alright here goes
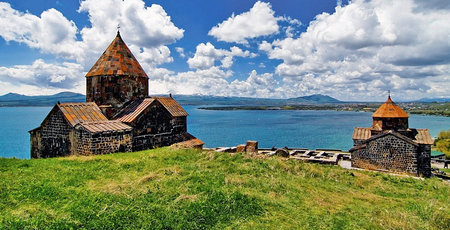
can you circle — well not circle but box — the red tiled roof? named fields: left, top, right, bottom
left=372, top=96, right=409, bottom=118
left=352, top=127, right=371, bottom=140
left=172, top=138, right=205, bottom=148
left=77, top=121, right=132, bottom=133
left=114, top=97, right=188, bottom=123
left=114, top=98, right=155, bottom=123
left=155, top=97, right=189, bottom=117
left=352, top=127, right=433, bottom=145
left=171, top=133, right=204, bottom=148
left=58, top=102, right=108, bottom=126
left=414, top=129, right=433, bottom=145
left=85, top=32, right=148, bottom=79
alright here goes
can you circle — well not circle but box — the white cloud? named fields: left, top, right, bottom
left=0, top=3, right=83, bottom=60
left=149, top=68, right=282, bottom=98
left=0, top=0, right=183, bottom=95
left=259, top=0, right=450, bottom=100
left=149, top=67, right=232, bottom=95
left=187, top=42, right=255, bottom=70
left=208, top=1, right=280, bottom=44
left=229, top=70, right=281, bottom=98
left=78, top=0, right=183, bottom=49
left=0, top=59, right=85, bottom=95
left=175, top=47, right=186, bottom=58
left=130, top=45, right=173, bottom=68
left=1, top=0, right=450, bottom=101
left=78, top=0, right=184, bottom=69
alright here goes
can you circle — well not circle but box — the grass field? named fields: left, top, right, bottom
left=1, top=148, right=450, bottom=229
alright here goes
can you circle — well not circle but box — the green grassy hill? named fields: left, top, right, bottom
left=1, top=148, right=450, bottom=229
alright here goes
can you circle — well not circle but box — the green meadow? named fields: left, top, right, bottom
left=1, top=148, right=450, bottom=229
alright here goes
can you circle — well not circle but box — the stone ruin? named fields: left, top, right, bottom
left=214, top=141, right=350, bottom=165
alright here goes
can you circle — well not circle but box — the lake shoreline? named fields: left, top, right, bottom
left=1, top=106, right=449, bottom=159
left=197, top=105, right=450, bottom=117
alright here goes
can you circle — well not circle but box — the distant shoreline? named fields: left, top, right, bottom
left=1, top=102, right=450, bottom=117
left=198, top=105, right=450, bottom=117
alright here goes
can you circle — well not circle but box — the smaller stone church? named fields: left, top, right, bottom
left=30, top=31, right=203, bottom=158
left=350, top=95, right=433, bottom=177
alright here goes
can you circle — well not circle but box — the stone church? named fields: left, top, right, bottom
left=29, top=32, right=203, bottom=158
left=350, top=94, right=433, bottom=177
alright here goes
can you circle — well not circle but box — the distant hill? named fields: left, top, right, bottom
left=167, top=95, right=285, bottom=106
left=415, top=97, right=450, bottom=103
left=0, top=92, right=341, bottom=107
left=0, top=92, right=85, bottom=106
left=169, top=94, right=342, bottom=106
left=286, top=94, right=341, bottom=104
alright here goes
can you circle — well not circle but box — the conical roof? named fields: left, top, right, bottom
left=86, top=32, right=148, bottom=78
left=372, top=95, right=409, bottom=118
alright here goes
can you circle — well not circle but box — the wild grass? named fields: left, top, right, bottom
left=1, top=148, right=450, bottom=229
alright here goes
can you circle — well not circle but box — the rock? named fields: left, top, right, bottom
left=236, top=144, right=246, bottom=153
left=275, top=148, right=289, bottom=157
left=246, top=141, right=258, bottom=153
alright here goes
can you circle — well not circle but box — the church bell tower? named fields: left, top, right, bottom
left=371, top=93, right=409, bottom=134
left=85, top=31, right=149, bottom=117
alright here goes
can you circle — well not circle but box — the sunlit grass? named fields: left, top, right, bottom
left=1, top=148, right=450, bottom=229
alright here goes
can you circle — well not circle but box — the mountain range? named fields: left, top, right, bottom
left=0, top=92, right=85, bottom=106
left=2, top=91, right=449, bottom=107
left=0, top=92, right=341, bottom=107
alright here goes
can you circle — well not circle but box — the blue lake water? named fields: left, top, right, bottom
left=1, top=106, right=449, bottom=159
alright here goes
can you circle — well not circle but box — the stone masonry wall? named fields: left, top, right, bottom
left=132, top=132, right=190, bottom=151
left=86, top=75, right=148, bottom=113
left=129, top=102, right=188, bottom=151
left=131, top=102, right=186, bottom=135
left=74, top=128, right=132, bottom=155
left=29, top=128, right=41, bottom=159
left=38, top=109, right=72, bottom=158
left=417, top=144, right=431, bottom=177
left=133, top=132, right=172, bottom=151
left=352, top=135, right=419, bottom=176
left=133, top=104, right=174, bottom=135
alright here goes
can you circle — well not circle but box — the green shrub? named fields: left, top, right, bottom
left=435, top=130, right=450, bottom=158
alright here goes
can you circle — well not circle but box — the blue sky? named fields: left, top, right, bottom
left=1, top=0, right=450, bottom=101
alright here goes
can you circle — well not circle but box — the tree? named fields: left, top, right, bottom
left=435, top=130, right=450, bottom=159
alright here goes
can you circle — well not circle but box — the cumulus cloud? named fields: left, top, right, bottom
left=0, top=59, right=84, bottom=92
left=1, top=0, right=450, bottom=101
left=0, top=2, right=83, bottom=60
left=208, top=1, right=280, bottom=44
left=78, top=0, right=183, bottom=49
left=259, top=0, right=450, bottom=100
left=0, top=0, right=183, bottom=95
left=78, top=0, right=184, bottom=68
left=413, top=0, right=450, bottom=11
left=149, top=69, right=282, bottom=98
left=187, top=42, right=256, bottom=70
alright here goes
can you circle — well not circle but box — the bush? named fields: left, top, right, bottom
left=435, top=130, right=450, bottom=158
